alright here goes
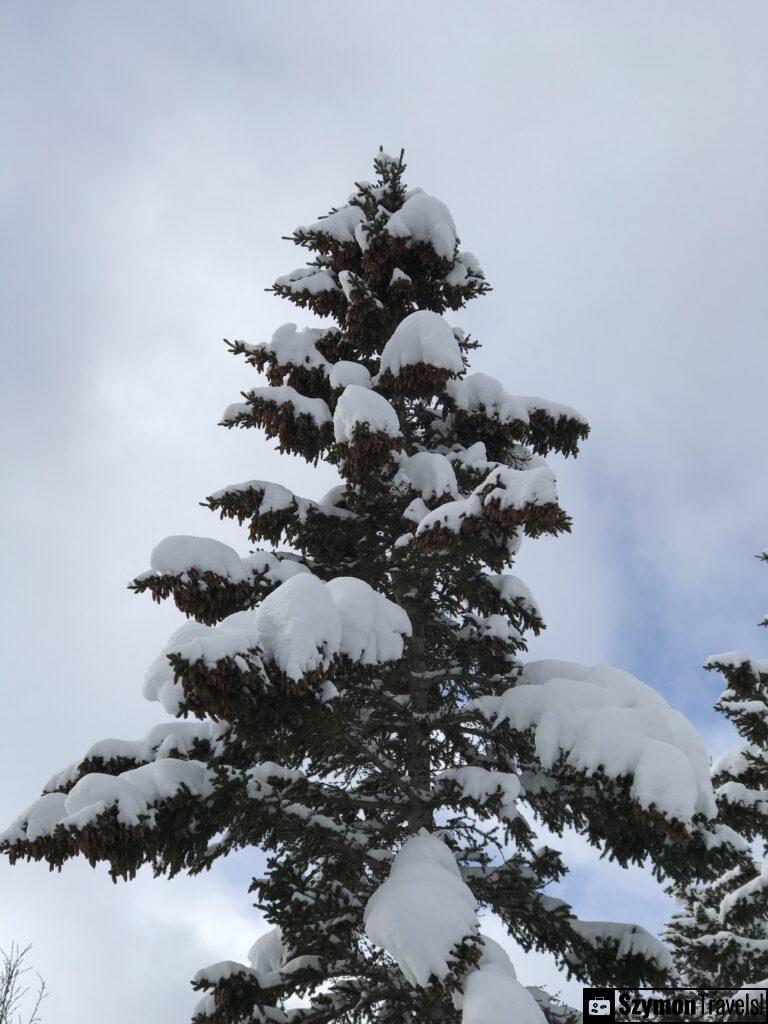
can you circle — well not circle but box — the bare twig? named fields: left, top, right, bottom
left=0, top=944, right=48, bottom=1024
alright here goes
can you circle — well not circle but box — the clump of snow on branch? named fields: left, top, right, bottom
left=43, top=719, right=226, bottom=793
left=225, top=385, right=332, bottom=428
left=385, top=190, right=458, bottom=260
left=377, top=310, right=463, bottom=377
left=249, top=323, right=330, bottom=370
left=720, top=859, right=768, bottom=920
left=194, top=950, right=322, bottom=997
left=326, top=577, right=412, bottom=665
left=459, top=938, right=546, bottom=1024
left=300, top=204, right=365, bottom=243
left=256, top=574, right=342, bottom=681
left=480, top=465, right=558, bottom=510
left=447, top=372, right=531, bottom=424
left=274, top=267, right=338, bottom=295
left=486, top=573, right=542, bottom=619
left=473, top=660, right=716, bottom=825
left=248, top=926, right=288, bottom=974
left=414, top=463, right=558, bottom=538
left=147, top=535, right=309, bottom=586
left=437, top=766, right=521, bottom=820
left=445, top=251, right=485, bottom=287
left=153, top=573, right=411, bottom=687
left=571, top=919, right=673, bottom=971
left=1, top=759, right=214, bottom=842
left=206, top=479, right=354, bottom=529
left=446, top=372, right=587, bottom=427
left=706, top=651, right=768, bottom=676
left=144, top=618, right=224, bottom=714
left=329, top=360, right=371, bottom=389
left=393, top=451, right=459, bottom=501
left=364, top=833, right=547, bottom=1024
left=364, top=830, right=477, bottom=987
left=333, top=384, right=401, bottom=442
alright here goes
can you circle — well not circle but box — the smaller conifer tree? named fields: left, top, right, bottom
left=666, top=549, right=768, bottom=988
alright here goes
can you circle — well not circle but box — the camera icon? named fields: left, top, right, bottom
left=589, top=1000, right=612, bottom=1016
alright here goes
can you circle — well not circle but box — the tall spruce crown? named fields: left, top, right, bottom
left=2, top=149, right=743, bottom=1023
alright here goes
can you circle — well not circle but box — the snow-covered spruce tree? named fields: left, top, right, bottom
left=666, top=550, right=768, bottom=989
left=2, top=151, right=740, bottom=1024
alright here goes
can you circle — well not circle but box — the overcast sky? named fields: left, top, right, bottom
left=1, top=2, right=767, bottom=1020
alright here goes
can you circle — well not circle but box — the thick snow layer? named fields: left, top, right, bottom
left=64, top=760, right=213, bottom=827
left=393, top=451, right=459, bottom=501
left=571, top=920, right=673, bottom=970
left=707, top=651, right=768, bottom=676
left=145, top=536, right=309, bottom=588
left=258, top=574, right=410, bottom=679
left=720, top=860, right=768, bottom=919
left=241, top=551, right=309, bottom=585
left=385, top=191, right=457, bottom=260
left=478, top=465, right=558, bottom=510
left=446, top=373, right=587, bottom=427
left=194, top=953, right=321, bottom=996
left=317, top=484, right=347, bottom=509
left=523, top=395, right=589, bottom=425
left=248, top=927, right=288, bottom=973
left=243, top=385, right=332, bottom=427
left=403, top=498, right=429, bottom=524
left=274, top=267, right=338, bottom=295
left=713, top=744, right=757, bottom=779
left=459, top=613, right=521, bottom=646
left=151, top=535, right=243, bottom=579
left=329, top=360, right=371, bottom=389
left=461, top=963, right=546, bottom=1024
left=378, top=310, right=463, bottom=377
left=168, top=609, right=262, bottom=670
left=445, top=251, right=484, bottom=288
left=413, top=463, right=556, bottom=538
left=717, top=780, right=768, bottom=815
left=446, top=373, right=530, bottom=424
left=486, top=574, right=541, bottom=618
left=475, top=936, right=517, bottom=979
left=438, top=766, right=521, bottom=817
left=414, top=496, right=483, bottom=538
left=333, top=385, right=401, bottom=442
left=326, top=577, right=412, bottom=665
left=43, top=720, right=224, bottom=793
left=210, top=479, right=297, bottom=513
left=390, top=267, right=412, bottom=286
left=300, top=204, right=365, bottom=243
left=472, top=660, right=716, bottom=824
left=154, top=574, right=411, bottom=686
left=2, top=759, right=214, bottom=841
left=1, top=793, right=67, bottom=844
left=245, top=762, right=304, bottom=801
left=337, top=270, right=357, bottom=301
left=208, top=480, right=356, bottom=532
left=364, top=830, right=477, bottom=987
left=144, top=619, right=215, bottom=714
left=447, top=441, right=493, bottom=471
left=251, top=323, right=329, bottom=370
left=256, top=574, right=342, bottom=682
